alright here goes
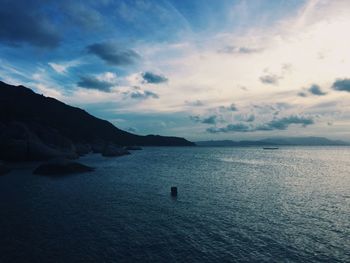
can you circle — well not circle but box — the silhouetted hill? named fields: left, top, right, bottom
left=196, top=137, right=349, bottom=147
left=0, top=81, right=194, bottom=161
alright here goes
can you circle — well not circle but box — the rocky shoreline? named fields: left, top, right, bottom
left=0, top=121, right=136, bottom=161
left=0, top=121, right=141, bottom=175
left=0, top=80, right=194, bottom=175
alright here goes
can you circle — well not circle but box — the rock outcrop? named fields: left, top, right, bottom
left=102, top=144, right=130, bottom=157
left=0, top=122, right=77, bottom=161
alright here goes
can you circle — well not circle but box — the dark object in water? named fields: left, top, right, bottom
left=171, top=186, right=178, bottom=197
left=263, top=147, right=279, bottom=150
left=33, top=158, right=94, bottom=175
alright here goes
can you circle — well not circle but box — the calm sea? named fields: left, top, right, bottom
left=0, top=147, right=349, bottom=262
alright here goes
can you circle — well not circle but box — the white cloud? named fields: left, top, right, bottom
left=4, top=0, right=349, bottom=139
left=127, top=0, right=350, bottom=120
left=97, top=71, right=118, bottom=83
left=48, top=60, right=81, bottom=74
left=35, top=83, right=63, bottom=99
left=78, top=0, right=344, bottom=139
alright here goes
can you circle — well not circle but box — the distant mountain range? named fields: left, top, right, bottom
left=196, top=137, right=350, bottom=147
left=0, top=81, right=194, bottom=161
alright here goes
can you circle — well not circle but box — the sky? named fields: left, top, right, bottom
left=1, top=0, right=350, bottom=141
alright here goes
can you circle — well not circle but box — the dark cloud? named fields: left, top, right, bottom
left=201, top=115, right=217, bottom=124
left=77, top=76, right=115, bottom=92
left=129, top=90, right=159, bottom=99
left=219, top=103, right=238, bottom=112
left=87, top=42, right=140, bottom=66
left=142, top=72, right=168, bottom=84
left=185, top=100, right=204, bottom=106
left=308, top=84, right=326, bottom=96
left=207, top=123, right=250, bottom=133
left=206, top=115, right=314, bottom=133
left=0, top=1, right=60, bottom=48
left=299, top=84, right=327, bottom=97
left=259, top=74, right=281, bottom=85
left=190, top=115, right=217, bottom=124
left=257, top=116, right=314, bottom=131
left=332, top=78, right=350, bottom=92
left=218, top=46, right=261, bottom=54
left=228, top=103, right=238, bottom=111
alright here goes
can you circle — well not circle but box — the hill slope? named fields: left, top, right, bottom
left=0, top=81, right=194, bottom=160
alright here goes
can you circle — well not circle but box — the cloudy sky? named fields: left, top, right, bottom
left=1, top=0, right=350, bottom=141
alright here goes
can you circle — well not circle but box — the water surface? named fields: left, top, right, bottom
left=0, top=147, right=349, bottom=262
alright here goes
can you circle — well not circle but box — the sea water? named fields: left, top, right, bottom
left=0, top=147, right=349, bottom=262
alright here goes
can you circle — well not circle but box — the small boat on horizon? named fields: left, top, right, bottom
left=263, top=147, right=279, bottom=150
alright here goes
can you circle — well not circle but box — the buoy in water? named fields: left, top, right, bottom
left=171, top=186, right=177, bottom=197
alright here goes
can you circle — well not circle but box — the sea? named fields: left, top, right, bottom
left=0, top=147, right=349, bottom=262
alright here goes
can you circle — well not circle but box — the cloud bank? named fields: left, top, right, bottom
left=142, top=72, right=168, bottom=84
left=308, top=84, right=326, bottom=96
left=207, top=115, right=314, bottom=133
left=77, top=72, right=118, bottom=92
left=0, top=1, right=60, bottom=48
left=87, top=42, right=140, bottom=66
left=332, top=79, right=350, bottom=92
left=125, top=87, right=159, bottom=100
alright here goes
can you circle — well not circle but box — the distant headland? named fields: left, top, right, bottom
left=0, top=80, right=194, bottom=162
left=196, top=137, right=350, bottom=147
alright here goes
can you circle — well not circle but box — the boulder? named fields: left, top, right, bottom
left=102, top=144, right=130, bottom=157
left=33, top=158, right=94, bottom=175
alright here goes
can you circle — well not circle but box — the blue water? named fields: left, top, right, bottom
left=0, top=147, right=349, bottom=262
